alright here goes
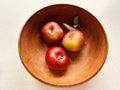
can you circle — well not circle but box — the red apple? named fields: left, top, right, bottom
left=45, top=46, right=69, bottom=71
left=41, top=21, right=64, bottom=44
left=62, top=23, right=85, bottom=52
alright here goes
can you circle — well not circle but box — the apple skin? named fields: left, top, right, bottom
left=62, top=30, right=85, bottom=52
left=41, top=21, right=64, bottom=44
left=45, top=46, right=69, bottom=71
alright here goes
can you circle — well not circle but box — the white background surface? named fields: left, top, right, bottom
left=0, top=0, right=120, bottom=90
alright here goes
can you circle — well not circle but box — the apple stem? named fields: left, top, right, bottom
left=63, top=23, right=75, bottom=31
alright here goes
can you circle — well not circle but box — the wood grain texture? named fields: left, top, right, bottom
left=18, top=4, right=108, bottom=86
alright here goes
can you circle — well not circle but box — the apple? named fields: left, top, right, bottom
left=62, top=23, right=85, bottom=52
left=41, top=21, right=64, bottom=44
left=45, top=46, right=69, bottom=71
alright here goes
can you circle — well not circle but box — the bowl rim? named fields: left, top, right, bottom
left=18, top=4, right=109, bottom=87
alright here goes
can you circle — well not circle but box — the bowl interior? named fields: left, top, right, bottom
left=18, top=4, right=108, bottom=86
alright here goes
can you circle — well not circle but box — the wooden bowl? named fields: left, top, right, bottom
left=18, top=4, right=108, bottom=86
